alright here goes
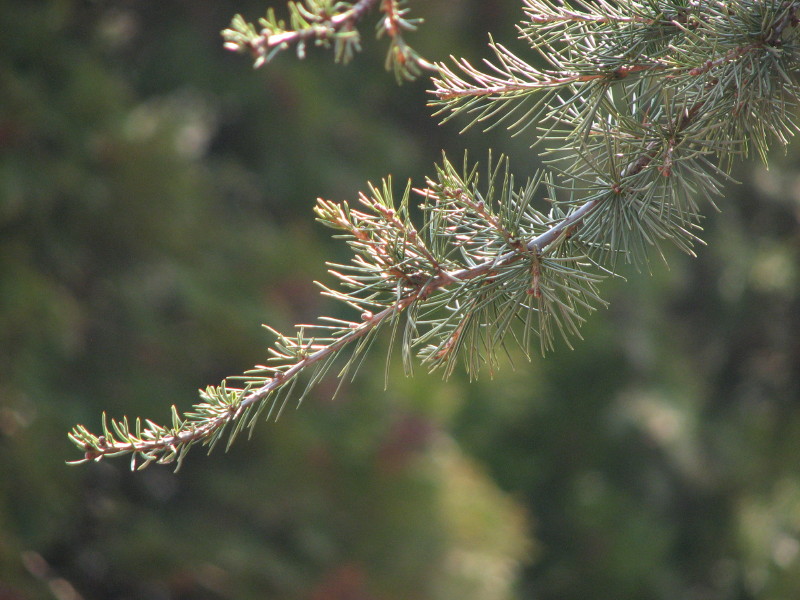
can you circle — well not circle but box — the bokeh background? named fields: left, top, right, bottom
left=2, top=1, right=800, bottom=599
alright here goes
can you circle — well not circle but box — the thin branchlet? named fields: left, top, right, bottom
left=222, top=0, right=435, bottom=81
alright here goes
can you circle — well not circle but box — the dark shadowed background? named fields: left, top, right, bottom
left=2, top=1, right=800, bottom=599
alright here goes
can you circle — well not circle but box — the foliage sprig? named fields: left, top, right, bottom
left=70, top=0, right=800, bottom=468
left=69, top=155, right=606, bottom=469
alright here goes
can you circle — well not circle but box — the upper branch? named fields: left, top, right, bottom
left=432, top=0, right=800, bottom=150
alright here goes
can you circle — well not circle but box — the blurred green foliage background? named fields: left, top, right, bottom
left=1, top=1, right=799, bottom=599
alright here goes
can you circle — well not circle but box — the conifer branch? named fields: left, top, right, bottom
left=70, top=1, right=800, bottom=469
left=69, top=158, right=608, bottom=468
